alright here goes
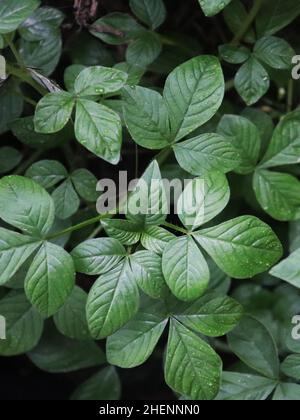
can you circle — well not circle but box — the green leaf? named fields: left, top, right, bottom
left=0, top=175, right=55, bottom=237
left=193, top=216, right=283, bottom=279
left=241, top=107, right=274, bottom=156
left=64, top=64, right=85, bottom=92
left=223, top=1, right=255, bottom=44
left=173, top=133, right=240, bottom=176
left=71, top=169, right=98, bottom=202
left=52, top=179, right=80, bottom=220
left=34, top=92, right=74, bottom=134
left=141, top=225, right=175, bottom=254
left=86, top=259, right=140, bottom=339
left=256, top=0, right=300, bottom=37
left=71, top=238, right=126, bottom=275
left=107, top=298, right=168, bottom=368
left=260, top=110, right=300, bottom=168
left=123, top=85, right=171, bottom=150
left=253, top=169, right=300, bottom=221
left=74, top=66, right=128, bottom=97
left=219, top=44, right=250, bottom=64
left=177, top=171, right=230, bottom=230
left=216, top=372, right=277, bottom=400
left=25, top=242, right=75, bottom=317
left=0, top=227, right=41, bottom=285
left=101, top=219, right=142, bottom=246
left=254, top=36, right=294, bottom=70
left=71, top=367, right=121, bottom=401
left=0, top=147, right=22, bottom=174
left=199, top=0, right=232, bottom=16
left=26, top=160, right=68, bottom=189
left=129, top=0, right=166, bottom=29
left=175, top=293, right=244, bottom=337
left=228, top=316, right=280, bottom=379
left=162, top=236, right=209, bottom=301
left=0, top=290, right=43, bottom=356
left=130, top=250, right=167, bottom=299
left=127, top=160, right=168, bottom=226
left=281, top=354, right=300, bottom=380
left=126, top=31, right=162, bottom=68
left=165, top=319, right=222, bottom=400
left=75, top=99, right=122, bottom=164
left=218, top=115, right=261, bottom=174
left=0, top=79, right=24, bottom=134
left=19, top=6, right=64, bottom=41
left=28, top=327, right=105, bottom=373
left=270, top=249, right=300, bottom=288
left=234, top=58, right=270, bottom=106
left=0, top=0, right=40, bottom=34
left=163, top=56, right=224, bottom=142
left=53, top=286, right=90, bottom=341
left=273, top=383, right=300, bottom=400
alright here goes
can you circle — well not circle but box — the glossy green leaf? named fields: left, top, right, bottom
left=0, top=0, right=40, bottom=34
left=25, top=242, right=75, bottom=317
left=0, top=175, right=55, bottom=237
left=281, top=354, right=300, bottom=380
left=101, top=219, right=142, bottom=246
left=162, top=236, right=209, bottom=301
left=52, top=179, right=80, bottom=220
left=86, top=259, right=140, bottom=339
left=228, top=316, right=280, bottom=379
left=219, top=44, right=250, bottom=64
left=163, top=56, right=224, bottom=141
left=165, top=319, right=222, bottom=400
left=75, top=99, right=122, bottom=164
left=71, top=169, right=98, bottom=202
left=64, top=64, right=85, bottom=92
left=129, top=0, right=166, bottom=29
left=126, top=31, right=162, bottom=68
left=71, top=238, right=126, bottom=275
left=223, top=1, right=255, bottom=44
left=199, top=0, right=232, bottom=17
left=19, top=6, right=64, bottom=41
left=270, top=248, right=300, bottom=288
left=273, top=383, right=300, bottom=400
left=254, top=36, right=294, bottom=70
left=26, top=160, right=68, bottom=189
left=141, top=226, right=175, bottom=254
left=193, top=216, right=283, bottom=279
left=173, top=133, right=240, bottom=176
left=107, top=299, right=168, bottom=368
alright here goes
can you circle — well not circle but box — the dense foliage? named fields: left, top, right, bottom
left=0, top=0, right=300, bottom=401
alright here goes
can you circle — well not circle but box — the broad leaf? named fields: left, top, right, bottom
left=254, top=36, right=294, bottom=70
left=165, top=319, right=222, bottom=400
left=129, top=0, right=166, bottom=29
left=281, top=354, right=300, bottom=380
left=273, top=383, right=300, bottom=401
left=71, top=169, right=98, bottom=202
left=0, top=175, right=55, bottom=237
left=199, top=0, right=232, bottom=17
left=219, top=44, right=250, bottom=64
left=52, top=179, right=80, bottom=220
left=173, top=133, right=240, bottom=176
left=126, top=31, right=162, bottom=68
left=107, top=299, right=168, bottom=368
left=25, top=242, right=75, bottom=317
left=101, top=219, right=142, bottom=246
left=0, top=0, right=40, bottom=34
left=26, top=160, right=68, bottom=189
left=86, top=259, right=140, bottom=339
left=270, top=248, right=300, bottom=288
left=163, top=56, right=224, bottom=141
left=193, top=216, right=283, bottom=279
left=162, top=236, right=209, bottom=301
left=141, top=225, right=175, bottom=254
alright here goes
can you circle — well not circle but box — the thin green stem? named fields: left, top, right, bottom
left=230, top=0, right=263, bottom=46
left=46, top=215, right=107, bottom=240
left=4, top=35, right=25, bottom=68
left=6, top=64, right=48, bottom=96
left=162, top=221, right=188, bottom=235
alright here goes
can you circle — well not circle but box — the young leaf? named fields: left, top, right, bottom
left=254, top=36, right=294, bottom=70
left=177, top=171, right=230, bottom=230
left=253, top=170, right=300, bottom=221
left=270, top=248, right=300, bottom=288
left=140, top=225, right=175, bottom=254
left=273, top=383, right=300, bottom=400
left=0, top=0, right=40, bottom=34
left=217, top=115, right=261, bottom=174
left=234, top=58, right=270, bottom=106
left=86, top=259, right=140, bottom=339
left=130, top=250, right=167, bottom=299
left=75, top=99, right=122, bottom=164
left=0, top=291, right=43, bottom=356
left=52, top=179, right=80, bottom=220
left=219, top=44, right=250, bottom=64
left=0, top=228, right=41, bottom=285
left=34, top=92, right=75, bottom=134
left=228, top=316, right=280, bottom=379
left=74, top=66, right=128, bottom=97
left=163, top=56, right=224, bottom=141
left=123, top=85, right=171, bottom=149
left=26, top=160, right=68, bottom=189
left=173, top=133, right=240, bottom=176
left=193, top=216, right=283, bottom=279
left=71, top=169, right=98, bottom=202
left=129, top=0, right=166, bottom=29
left=165, top=319, right=222, bottom=400
left=0, top=175, right=55, bottom=237
left=216, top=372, right=277, bottom=400
left=71, top=238, right=126, bottom=275
left=175, top=293, right=244, bottom=337
left=107, top=299, right=168, bottom=368
left=199, top=0, right=232, bottom=17
left=25, top=242, right=75, bottom=317
left=162, top=236, right=209, bottom=301
left=281, top=354, right=300, bottom=380
left=71, top=367, right=121, bottom=401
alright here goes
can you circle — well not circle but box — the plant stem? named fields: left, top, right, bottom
left=230, top=0, right=263, bottom=46
left=162, top=221, right=188, bottom=235
left=46, top=215, right=106, bottom=240
left=6, top=64, right=47, bottom=96
left=4, top=35, right=25, bottom=69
